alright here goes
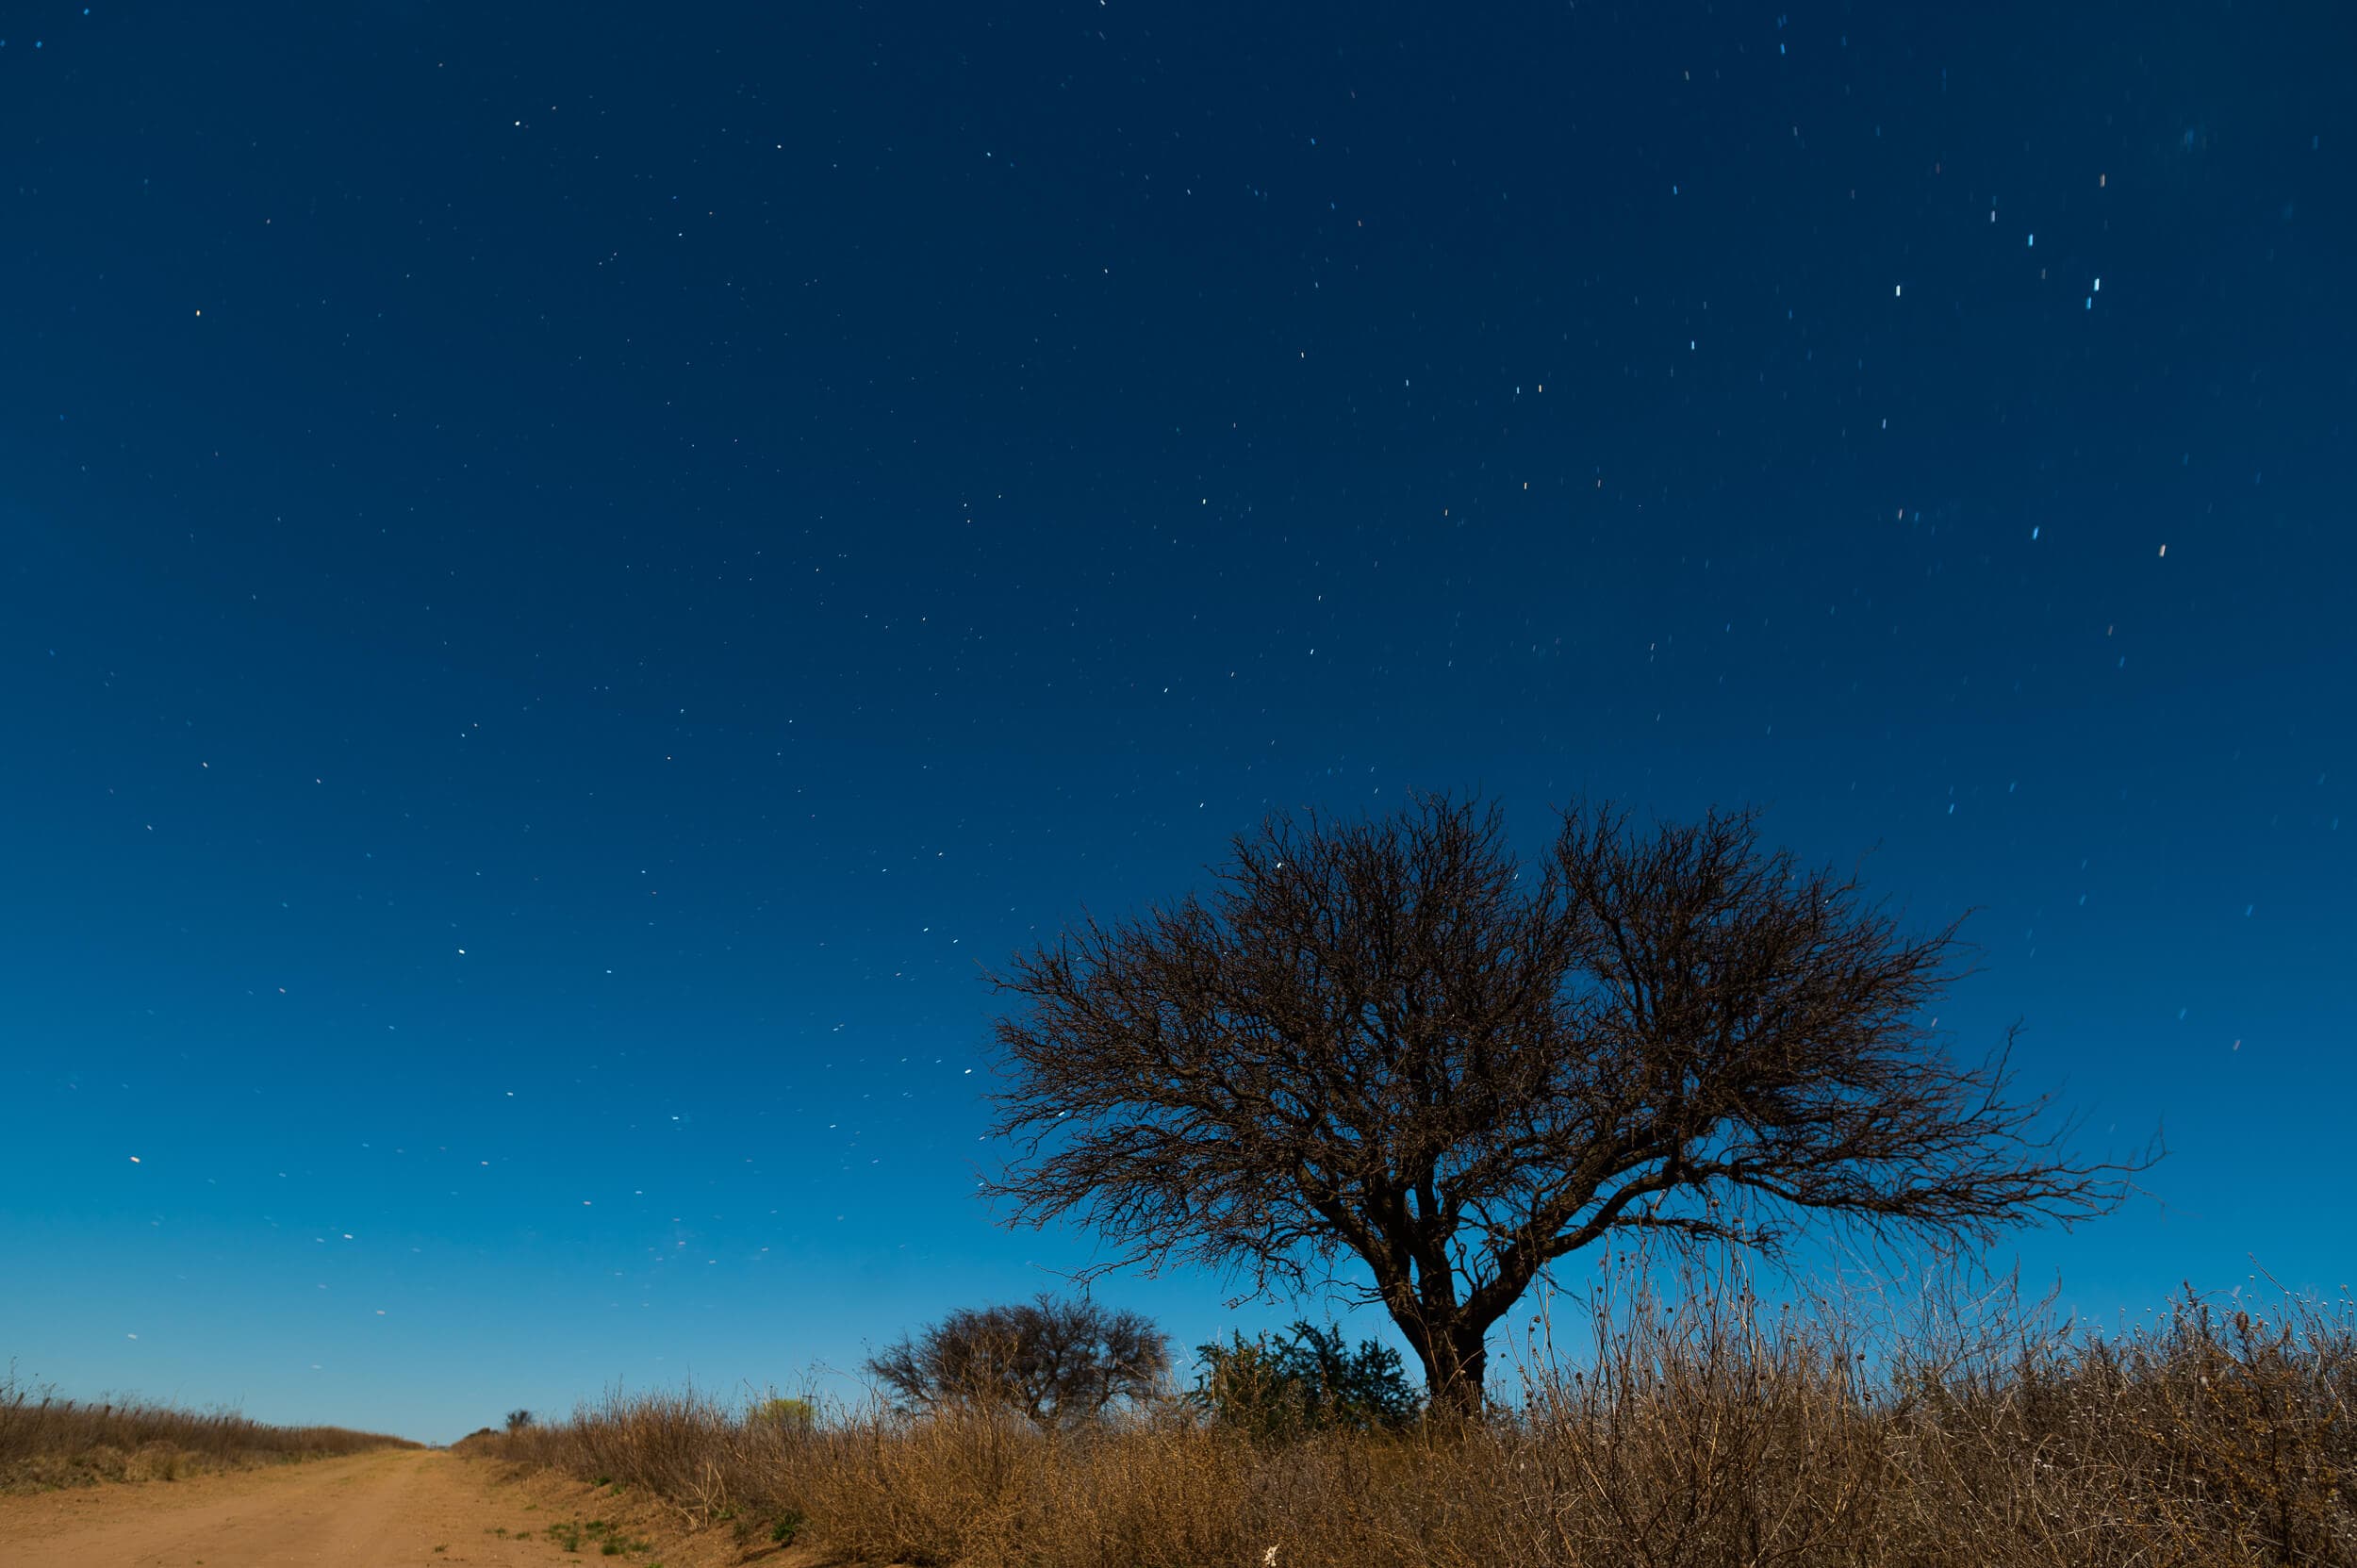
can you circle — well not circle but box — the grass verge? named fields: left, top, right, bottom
left=468, top=1258, right=2353, bottom=1567
left=0, top=1363, right=418, bottom=1492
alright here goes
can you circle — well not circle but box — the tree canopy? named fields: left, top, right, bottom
left=982, top=794, right=2149, bottom=1408
left=863, top=1294, right=1170, bottom=1428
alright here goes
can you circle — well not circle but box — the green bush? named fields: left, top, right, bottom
left=749, top=1396, right=815, bottom=1432
left=1191, top=1322, right=1421, bottom=1440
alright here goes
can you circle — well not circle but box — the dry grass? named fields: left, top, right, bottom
left=473, top=1257, right=2354, bottom=1568
left=0, top=1363, right=419, bottom=1491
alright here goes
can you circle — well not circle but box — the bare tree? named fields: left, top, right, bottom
left=864, top=1294, right=1171, bottom=1428
left=982, top=794, right=2151, bottom=1411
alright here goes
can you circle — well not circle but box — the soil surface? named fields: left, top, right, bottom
left=0, top=1447, right=776, bottom=1567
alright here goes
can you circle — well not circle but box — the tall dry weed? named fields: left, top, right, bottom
left=472, top=1260, right=2353, bottom=1567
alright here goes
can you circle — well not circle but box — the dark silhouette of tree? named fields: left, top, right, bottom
left=982, top=794, right=2151, bottom=1411
left=863, top=1294, right=1171, bottom=1428
left=504, top=1409, right=534, bottom=1432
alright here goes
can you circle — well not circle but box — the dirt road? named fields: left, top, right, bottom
left=0, top=1448, right=641, bottom=1567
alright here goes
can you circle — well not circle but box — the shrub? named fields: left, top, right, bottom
left=749, top=1396, right=815, bottom=1432
left=1192, top=1322, right=1422, bottom=1440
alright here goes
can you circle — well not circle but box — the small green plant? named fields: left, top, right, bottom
left=577, top=1519, right=651, bottom=1556
left=548, top=1519, right=584, bottom=1552
left=769, top=1509, right=806, bottom=1545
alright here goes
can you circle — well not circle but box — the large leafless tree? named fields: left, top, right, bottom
left=982, top=795, right=2150, bottom=1411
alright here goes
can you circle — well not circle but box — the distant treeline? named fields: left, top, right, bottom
left=0, top=1364, right=418, bottom=1490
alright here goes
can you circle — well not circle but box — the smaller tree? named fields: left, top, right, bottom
left=865, top=1294, right=1171, bottom=1428
left=503, top=1409, right=534, bottom=1433
left=1193, top=1322, right=1421, bottom=1441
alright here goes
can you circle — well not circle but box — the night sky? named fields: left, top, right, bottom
left=4, top=2, right=2350, bottom=1443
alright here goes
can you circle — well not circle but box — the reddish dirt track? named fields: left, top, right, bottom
left=0, top=1448, right=615, bottom=1567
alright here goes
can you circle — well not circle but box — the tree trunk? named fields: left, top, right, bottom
left=1406, top=1321, right=1491, bottom=1416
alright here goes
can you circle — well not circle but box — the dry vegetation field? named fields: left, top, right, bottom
left=0, top=1364, right=418, bottom=1491
left=470, top=1265, right=2355, bottom=1568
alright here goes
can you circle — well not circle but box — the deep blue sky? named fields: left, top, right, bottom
left=3, top=1, right=2349, bottom=1442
